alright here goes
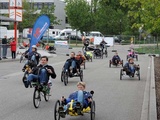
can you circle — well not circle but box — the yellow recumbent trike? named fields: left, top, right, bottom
left=54, top=91, right=95, bottom=120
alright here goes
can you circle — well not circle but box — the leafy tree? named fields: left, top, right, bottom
left=95, top=0, right=129, bottom=35
left=65, top=0, right=93, bottom=33
left=120, top=0, right=160, bottom=35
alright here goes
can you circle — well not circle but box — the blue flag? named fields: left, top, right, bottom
left=29, top=15, right=50, bottom=52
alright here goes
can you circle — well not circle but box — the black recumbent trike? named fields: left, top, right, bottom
left=61, top=66, right=83, bottom=86
left=120, top=65, right=140, bottom=80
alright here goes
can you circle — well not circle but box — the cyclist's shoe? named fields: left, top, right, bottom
left=23, top=80, right=29, bottom=88
left=22, top=68, right=25, bottom=72
left=58, top=106, right=66, bottom=118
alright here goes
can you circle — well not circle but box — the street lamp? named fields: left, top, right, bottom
left=138, top=25, right=144, bottom=46
left=119, top=19, right=122, bottom=42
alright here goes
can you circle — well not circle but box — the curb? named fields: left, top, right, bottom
left=140, top=56, right=157, bottom=120
left=0, top=54, right=56, bottom=63
left=149, top=56, right=157, bottom=120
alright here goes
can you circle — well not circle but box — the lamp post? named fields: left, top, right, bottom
left=119, top=19, right=122, bottom=42
left=138, top=25, right=143, bottom=47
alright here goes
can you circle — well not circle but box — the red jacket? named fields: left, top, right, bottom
left=10, top=41, right=17, bottom=51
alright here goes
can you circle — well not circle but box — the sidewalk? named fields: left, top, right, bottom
left=0, top=47, right=56, bottom=63
left=140, top=56, right=157, bottom=120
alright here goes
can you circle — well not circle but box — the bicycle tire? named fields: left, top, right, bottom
left=33, top=88, right=41, bottom=108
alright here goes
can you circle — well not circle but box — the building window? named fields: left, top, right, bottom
left=0, top=3, right=3, bottom=9
left=1, top=2, right=9, bottom=9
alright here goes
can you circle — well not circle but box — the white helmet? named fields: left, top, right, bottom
left=32, top=45, right=37, bottom=48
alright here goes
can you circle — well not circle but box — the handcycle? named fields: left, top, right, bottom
left=31, top=79, right=52, bottom=108
left=22, top=60, right=36, bottom=86
left=61, top=67, right=83, bottom=86
left=54, top=91, right=95, bottom=120
left=82, top=47, right=93, bottom=62
left=19, top=52, right=28, bottom=63
left=93, top=47, right=103, bottom=59
left=101, top=44, right=109, bottom=58
left=126, top=50, right=138, bottom=61
left=120, top=65, right=140, bottom=80
left=84, top=51, right=93, bottom=62
left=109, top=59, right=123, bottom=67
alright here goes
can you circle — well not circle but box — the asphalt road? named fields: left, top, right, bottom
left=0, top=45, right=150, bottom=120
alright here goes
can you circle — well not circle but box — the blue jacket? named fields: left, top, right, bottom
left=65, top=91, right=92, bottom=107
left=112, top=55, right=120, bottom=61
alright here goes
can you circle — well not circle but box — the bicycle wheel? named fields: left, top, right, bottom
left=90, top=101, right=96, bottom=120
left=137, top=70, right=140, bottom=80
left=33, top=88, right=41, bottom=108
left=120, top=69, right=123, bottom=80
left=54, top=100, right=61, bottom=120
left=80, top=70, right=83, bottom=81
left=105, top=50, right=108, bottom=57
left=121, top=60, right=123, bottom=67
left=64, top=72, right=68, bottom=86
left=109, top=60, right=111, bottom=68
left=61, top=71, right=64, bottom=82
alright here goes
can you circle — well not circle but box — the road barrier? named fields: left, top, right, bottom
left=54, top=40, right=69, bottom=56
left=0, top=44, right=11, bottom=59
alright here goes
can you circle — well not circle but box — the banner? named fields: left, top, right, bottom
left=94, top=37, right=114, bottom=46
left=29, top=15, right=50, bottom=52
left=54, top=40, right=69, bottom=55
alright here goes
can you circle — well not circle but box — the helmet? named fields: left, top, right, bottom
left=32, top=45, right=37, bottom=48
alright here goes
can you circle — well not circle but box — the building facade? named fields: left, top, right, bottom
left=0, top=0, right=68, bottom=29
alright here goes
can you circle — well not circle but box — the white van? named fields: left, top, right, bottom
left=88, top=31, right=104, bottom=37
left=85, top=31, right=104, bottom=40
left=54, top=29, right=73, bottom=40
left=44, top=29, right=61, bottom=38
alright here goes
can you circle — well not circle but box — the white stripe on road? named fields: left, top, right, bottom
left=1, top=61, right=64, bottom=78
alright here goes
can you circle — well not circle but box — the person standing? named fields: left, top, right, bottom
left=2, top=35, right=8, bottom=59
left=10, top=38, right=17, bottom=59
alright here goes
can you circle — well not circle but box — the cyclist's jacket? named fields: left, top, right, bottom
left=75, top=55, right=86, bottom=65
left=112, top=55, right=121, bottom=61
left=32, top=64, right=56, bottom=81
left=64, top=91, right=92, bottom=107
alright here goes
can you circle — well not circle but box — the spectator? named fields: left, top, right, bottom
left=23, top=56, right=56, bottom=88
left=10, top=38, right=17, bottom=59
left=2, top=35, right=8, bottom=59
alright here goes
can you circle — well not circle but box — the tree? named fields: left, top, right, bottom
left=120, top=0, right=160, bottom=35
left=65, top=0, right=93, bottom=33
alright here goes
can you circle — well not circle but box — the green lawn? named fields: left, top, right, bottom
left=135, top=45, right=160, bottom=54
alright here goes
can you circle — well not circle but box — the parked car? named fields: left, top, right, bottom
left=42, top=36, right=55, bottom=41
left=67, top=35, right=82, bottom=41
left=114, top=36, right=121, bottom=43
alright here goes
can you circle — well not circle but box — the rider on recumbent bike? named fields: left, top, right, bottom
left=58, top=82, right=92, bottom=117
left=63, top=52, right=80, bottom=76
left=123, top=57, right=139, bottom=77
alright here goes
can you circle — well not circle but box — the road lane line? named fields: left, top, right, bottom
left=0, top=61, right=64, bottom=78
